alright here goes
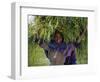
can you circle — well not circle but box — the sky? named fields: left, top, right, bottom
left=28, top=15, right=35, bottom=24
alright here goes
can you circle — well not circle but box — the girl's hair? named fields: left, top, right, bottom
left=53, top=30, right=64, bottom=42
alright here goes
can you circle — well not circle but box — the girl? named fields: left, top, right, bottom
left=40, top=30, right=66, bottom=65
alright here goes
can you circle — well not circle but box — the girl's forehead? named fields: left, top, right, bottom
left=55, top=33, right=61, bottom=36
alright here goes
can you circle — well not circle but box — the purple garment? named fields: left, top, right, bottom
left=64, top=43, right=76, bottom=64
left=67, top=44, right=75, bottom=56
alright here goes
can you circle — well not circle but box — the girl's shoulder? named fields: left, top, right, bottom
left=61, top=42, right=67, bottom=48
left=48, top=40, right=57, bottom=49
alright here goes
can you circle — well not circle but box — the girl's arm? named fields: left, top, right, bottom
left=39, top=39, right=49, bottom=51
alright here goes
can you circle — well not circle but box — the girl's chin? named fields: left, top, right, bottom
left=56, top=42, right=62, bottom=44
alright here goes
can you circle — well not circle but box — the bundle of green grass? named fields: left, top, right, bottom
left=28, top=42, right=50, bottom=66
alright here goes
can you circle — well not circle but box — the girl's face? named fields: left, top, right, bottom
left=54, top=33, right=63, bottom=44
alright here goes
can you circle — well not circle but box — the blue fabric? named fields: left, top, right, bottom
left=48, top=40, right=67, bottom=52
